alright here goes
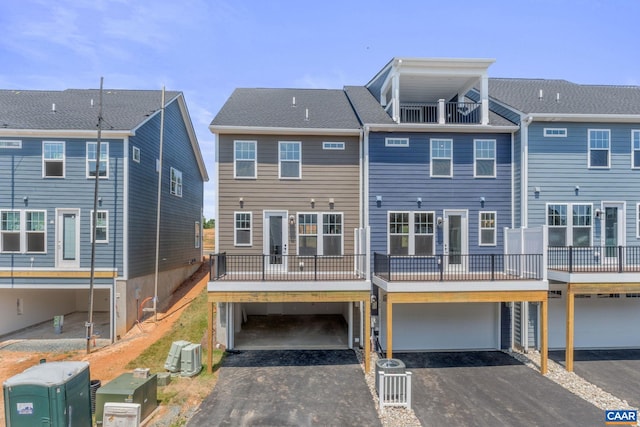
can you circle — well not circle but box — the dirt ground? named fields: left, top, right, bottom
left=0, top=262, right=213, bottom=426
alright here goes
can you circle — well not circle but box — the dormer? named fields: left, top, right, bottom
left=366, top=57, right=494, bottom=125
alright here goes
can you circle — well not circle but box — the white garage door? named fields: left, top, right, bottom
left=379, top=302, right=499, bottom=351
left=549, top=293, right=640, bottom=349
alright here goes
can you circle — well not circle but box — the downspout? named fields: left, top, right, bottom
left=363, top=125, right=371, bottom=281
left=521, top=115, right=533, bottom=228
left=153, top=87, right=166, bottom=321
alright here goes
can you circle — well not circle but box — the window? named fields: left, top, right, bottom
left=632, top=130, right=640, bottom=169
left=87, top=142, right=109, bottom=178
left=385, top=138, right=409, bottom=147
left=90, top=211, right=108, bottom=243
left=388, top=211, right=435, bottom=255
left=547, top=204, right=567, bottom=246
left=132, top=146, right=141, bottom=163
left=234, top=140, right=256, bottom=178
left=1, top=211, right=21, bottom=252
left=637, top=204, right=640, bottom=238
left=572, top=204, right=592, bottom=246
left=279, top=141, right=301, bottom=178
left=43, top=141, right=65, bottom=177
left=25, top=211, right=46, bottom=252
left=296, top=213, right=343, bottom=256
left=195, top=221, right=201, bottom=248
left=479, top=211, right=497, bottom=246
left=431, top=139, right=452, bottom=177
left=323, top=142, right=345, bottom=150
left=544, top=128, right=567, bottom=137
left=234, top=212, right=252, bottom=246
left=0, top=140, right=21, bottom=149
left=170, top=167, right=183, bottom=197
left=588, top=129, right=610, bottom=168
left=474, top=139, right=496, bottom=178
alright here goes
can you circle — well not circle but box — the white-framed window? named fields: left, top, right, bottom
left=547, top=203, right=592, bottom=247
left=479, top=211, right=497, bottom=246
left=323, top=142, right=345, bottom=150
left=195, top=221, right=201, bottom=249
left=87, top=142, right=109, bottom=178
left=42, top=141, right=65, bottom=178
left=90, top=210, right=108, bottom=243
left=636, top=203, right=640, bottom=238
left=234, top=212, right=252, bottom=246
left=296, top=213, right=343, bottom=256
left=632, top=130, right=640, bottom=169
left=279, top=141, right=301, bottom=179
left=474, top=139, right=496, bottom=178
left=1, top=210, right=46, bottom=253
left=385, top=138, right=409, bottom=147
left=388, top=211, right=435, bottom=255
left=132, top=146, right=141, bottom=163
left=0, top=140, right=22, bottom=149
left=544, top=128, right=567, bottom=137
left=588, top=129, right=610, bottom=168
left=430, top=139, right=452, bottom=177
left=234, top=140, right=257, bottom=178
left=170, top=167, right=183, bottom=197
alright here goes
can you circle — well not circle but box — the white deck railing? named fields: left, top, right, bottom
left=378, top=371, right=412, bottom=411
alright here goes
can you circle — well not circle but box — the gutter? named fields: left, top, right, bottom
left=365, top=123, right=519, bottom=133
left=526, top=113, right=640, bottom=123
left=209, top=125, right=361, bottom=136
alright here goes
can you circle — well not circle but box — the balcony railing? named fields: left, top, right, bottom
left=209, top=253, right=367, bottom=281
left=399, top=101, right=481, bottom=124
left=373, top=253, right=543, bottom=282
left=548, top=246, right=640, bottom=273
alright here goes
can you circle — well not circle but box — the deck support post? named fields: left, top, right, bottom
left=565, top=284, right=575, bottom=372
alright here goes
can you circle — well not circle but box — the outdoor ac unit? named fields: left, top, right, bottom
left=180, top=343, right=202, bottom=377
left=102, top=402, right=141, bottom=427
left=375, top=358, right=406, bottom=395
left=164, top=340, right=191, bottom=373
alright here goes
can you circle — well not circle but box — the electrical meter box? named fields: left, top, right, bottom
left=3, top=361, right=91, bottom=427
left=164, top=340, right=191, bottom=373
left=95, top=373, right=157, bottom=423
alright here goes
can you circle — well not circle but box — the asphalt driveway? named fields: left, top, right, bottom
left=394, top=351, right=603, bottom=427
left=187, top=350, right=380, bottom=427
left=550, top=349, right=640, bottom=408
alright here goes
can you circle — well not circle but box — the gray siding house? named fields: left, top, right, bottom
left=0, top=89, right=208, bottom=341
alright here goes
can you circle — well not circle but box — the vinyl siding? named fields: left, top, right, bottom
left=217, top=134, right=361, bottom=255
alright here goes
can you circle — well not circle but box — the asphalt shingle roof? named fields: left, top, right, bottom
left=210, top=88, right=361, bottom=130
left=0, top=89, right=180, bottom=130
left=343, top=86, right=395, bottom=125
left=488, top=79, right=640, bottom=115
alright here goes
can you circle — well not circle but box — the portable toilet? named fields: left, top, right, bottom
left=3, top=361, right=91, bottom=427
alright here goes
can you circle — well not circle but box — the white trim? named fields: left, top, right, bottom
left=387, top=211, right=435, bottom=256
left=632, top=130, right=640, bottom=169
left=0, top=210, right=47, bottom=254
left=123, top=136, right=129, bottom=279
left=478, top=211, right=497, bottom=246
left=0, top=129, right=131, bottom=138
left=132, top=146, right=141, bottom=163
left=430, top=138, right=453, bottom=178
left=637, top=203, right=640, bottom=239
left=234, top=211, right=252, bottom=247
left=601, top=201, right=626, bottom=248
left=233, top=140, right=257, bottom=179
left=278, top=141, right=301, bottom=179
left=385, top=137, right=409, bottom=147
left=323, top=141, right=345, bottom=150
left=473, top=139, right=496, bottom=178
left=42, top=140, right=65, bottom=178
left=170, top=167, right=183, bottom=197
left=546, top=203, right=594, bottom=247
left=365, top=124, right=518, bottom=133
left=90, top=210, right=109, bottom=243
left=210, top=125, right=361, bottom=136
left=195, top=221, right=201, bottom=249
left=524, top=113, right=640, bottom=123
left=543, top=128, right=567, bottom=137
left=296, top=212, right=344, bottom=256
left=0, top=139, right=22, bottom=148
left=587, top=129, right=610, bottom=169
left=86, top=141, right=109, bottom=179
left=55, top=208, right=81, bottom=268
left=443, top=209, right=469, bottom=271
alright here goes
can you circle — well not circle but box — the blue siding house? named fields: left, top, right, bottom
left=0, top=89, right=208, bottom=341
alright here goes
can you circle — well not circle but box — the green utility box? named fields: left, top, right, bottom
left=164, top=340, right=191, bottom=372
left=3, top=361, right=91, bottom=427
left=95, top=372, right=157, bottom=423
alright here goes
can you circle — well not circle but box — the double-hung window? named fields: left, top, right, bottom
left=90, top=211, right=108, bottom=243
left=388, top=211, right=435, bottom=255
left=170, top=167, right=183, bottom=197
left=26, top=211, right=46, bottom=252
left=234, top=212, right=252, bottom=246
left=431, top=139, right=452, bottom=177
left=479, top=211, right=497, bottom=246
left=234, top=140, right=257, bottom=178
left=588, top=129, right=610, bottom=168
left=43, top=141, right=65, bottom=177
left=632, top=130, right=640, bottom=169
left=1, top=210, right=46, bottom=253
left=87, top=142, right=109, bottom=178
left=1, top=211, right=21, bottom=252
left=547, top=204, right=568, bottom=246
left=413, top=212, right=435, bottom=255
left=195, top=221, right=201, bottom=248
left=279, top=141, right=301, bottom=179
left=572, top=204, right=592, bottom=247
left=474, top=139, right=496, bottom=178
left=297, top=213, right=343, bottom=256
left=547, top=203, right=592, bottom=247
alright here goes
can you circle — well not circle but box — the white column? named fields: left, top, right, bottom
left=481, top=73, right=489, bottom=125
left=392, top=74, right=400, bottom=123
left=438, top=99, right=446, bottom=124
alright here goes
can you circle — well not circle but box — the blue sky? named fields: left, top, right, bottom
left=2, top=0, right=638, bottom=219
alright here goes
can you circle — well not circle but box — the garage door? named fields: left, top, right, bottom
left=379, top=302, right=499, bottom=351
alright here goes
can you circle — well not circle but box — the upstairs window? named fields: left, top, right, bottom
left=234, top=212, right=252, bottom=246
left=431, top=139, right=452, bottom=177
left=1, top=211, right=21, bottom=252
left=170, top=167, right=183, bottom=197
left=0, top=140, right=21, bottom=149
left=474, top=139, right=496, bottom=178
left=323, top=142, right=345, bottom=150
left=90, top=211, right=109, bottom=243
left=544, top=128, right=567, bottom=137
left=479, top=211, right=497, bottom=246
left=26, top=211, right=46, bottom=252
left=43, top=141, right=65, bottom=177
left=132, top=146, right=141, bottom=163
left=385, top=138, right=409, bottom=147
left=547, top=204, right=567, bottom=246
left=588, top=129, right=610, bottom=168
left=279, top=141, right=301, bottom=179
left=87, top=142, right=109, bottom=178
left=234, top=140, right=257, bottom=178
left=632, top=130, right=640, bottom=169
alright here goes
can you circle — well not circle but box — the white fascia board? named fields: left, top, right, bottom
left=372, top=276, right=548, bottom=293
left=175, top=94, right=209, bottom=182
left=0, top=283, right=114, bottom=290
left=527, top=113, right=640, bottom=123
left=209, top=125, right=361, bottom=136
left=207, top=280, right=372, bottom=293
left=0, top=129, right=131, bottom=138
left=366, top=123, right=519, bottom=133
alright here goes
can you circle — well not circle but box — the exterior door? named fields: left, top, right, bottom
left=443, top=210, right=468, bottom=271
left=263, top=211, right=288, bottom=271
left=603, top=202, right=625, bottom=259
left=56, top=208, right=80, bottom=268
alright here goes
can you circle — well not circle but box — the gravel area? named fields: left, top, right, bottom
left=0, top=338, right=110, bottom=353
left=355, top=349, right=421, bottom=427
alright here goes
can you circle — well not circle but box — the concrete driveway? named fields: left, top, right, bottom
left=187, top=350, right=380, bottom=427
left=394, top=351, right=603, bottom=427
left=550, top=349, right=640, bottom=408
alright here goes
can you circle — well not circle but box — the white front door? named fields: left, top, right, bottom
left=443, top=210, right=468, bottom=271
left=263, top=211, right=288, bottom=271
left=56, top=208, right=80, bottom=268
left=602, top=202, right=625, bottom=260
